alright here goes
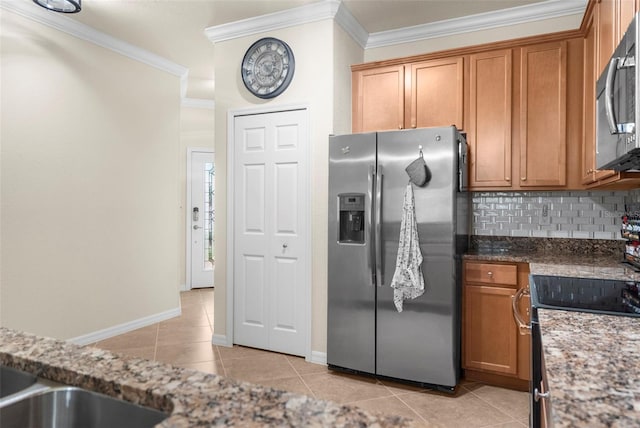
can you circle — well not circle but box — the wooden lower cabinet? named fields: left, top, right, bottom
left=464, top=285, right=518, bottom=375
left=462, top=260, right=530, bottom=391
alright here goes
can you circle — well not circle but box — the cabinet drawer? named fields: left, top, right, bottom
left=465, top=262, right=517, bottom=286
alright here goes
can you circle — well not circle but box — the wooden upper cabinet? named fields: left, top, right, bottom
left=618, top=0, right=637, bottom=40
left=352, top=65, right=404, bottom=133
left=407, top=58, right=464, bottom=129
left=468, top=50, right=512, bottom=188
left=583, top=7, right=617, bottom=184
left=519, top=41, right=567, bottom=187
left=583, top=12, right=598, bottom=185
left=597, top=0, right=617, bottom=76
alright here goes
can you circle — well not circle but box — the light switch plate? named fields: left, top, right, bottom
left=540, top=204, right=551, bottom=225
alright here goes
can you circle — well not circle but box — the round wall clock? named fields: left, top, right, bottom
left=241, top=37, right=295, bottom=99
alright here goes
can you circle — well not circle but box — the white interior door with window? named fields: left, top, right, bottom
left=189, top=150, right=215, bottom=289
left=232, top=108, right=309, bottom=357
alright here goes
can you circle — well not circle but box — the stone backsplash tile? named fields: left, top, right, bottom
left=471, top=189, right=640, bottom=240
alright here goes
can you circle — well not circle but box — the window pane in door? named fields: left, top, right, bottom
left=203, top=162, right=215, bottom=270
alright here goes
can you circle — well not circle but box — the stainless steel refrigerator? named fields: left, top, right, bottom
left=327, top=126, right=469, bottom=391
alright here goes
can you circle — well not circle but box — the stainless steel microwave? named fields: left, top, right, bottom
left=596, top=13, right=639, bottom=171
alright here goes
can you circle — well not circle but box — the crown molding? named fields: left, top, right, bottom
left=333, top=1, right=368, bottom=49
left=366, top=0, right=588, bottom=49
left=0, top=0, right=189, bottom=81
left=204, top=0, right=585, bottom=50
left=181, top=98, right=215, bottom=110
left=205, top=0, right=367, bottom=48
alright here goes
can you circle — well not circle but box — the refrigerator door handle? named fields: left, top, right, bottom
left=367, top=165, right=375, bottom=286
left=375, top=166, right=383, bottom=287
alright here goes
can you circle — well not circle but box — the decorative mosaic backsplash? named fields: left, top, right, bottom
left=471, top=190, right=640, bottom=240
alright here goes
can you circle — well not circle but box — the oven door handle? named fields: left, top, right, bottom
left=512, top=287, right=531, bottom=335
left=534, top=388, right=551, bottom=402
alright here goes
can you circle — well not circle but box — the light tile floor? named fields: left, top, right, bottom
left=92, top=289, right=529, bottom=427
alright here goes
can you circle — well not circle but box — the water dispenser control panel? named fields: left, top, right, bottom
left=338, top=193, right=365, bottom=244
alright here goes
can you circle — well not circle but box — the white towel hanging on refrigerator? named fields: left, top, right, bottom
left=390, top=183, right=425, bottom=312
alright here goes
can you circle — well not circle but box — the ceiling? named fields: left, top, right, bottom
left=69, top=0, right=553, bottom=97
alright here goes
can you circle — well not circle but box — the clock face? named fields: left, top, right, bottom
left=241, top=38, right=295, bottom=99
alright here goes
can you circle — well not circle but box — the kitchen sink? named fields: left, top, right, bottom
left=0, top=386, right=168, bottom=428
left=530, top=275, right=640, bottom=317
left=0, top=366, right=37, bottom=399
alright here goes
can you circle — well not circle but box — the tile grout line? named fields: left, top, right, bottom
left=283, top=356, right=317, bottom=399
left=153, top=323, right=160, bottom=361
left=462, top=384, right=526, bottom=425
left=375, top=379, right=417, bottom=398
left=215, top=343, right=227, bottom=377
left=392, top=392, right=437, bottom=426
left=346, top=392, right=425, bottom=424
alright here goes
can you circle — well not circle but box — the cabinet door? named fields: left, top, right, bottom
left=352, top=65, right=404, bottom=133
left=583, top=13, right=597, bottom=184
left=469, top=50, right=513, bottom=188
left=618, top=0, right=636, bottom=42
left=519, top=41, right=567, bottom=187
left=597, top=0, right=616, bottom=77
left=408, top=58, right=463, bottom=129
left=463, top=285, right=518, bottom=375
left=584, top=7, right=617, bottom=184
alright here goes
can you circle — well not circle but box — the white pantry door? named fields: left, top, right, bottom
left=233, top=109, right=308, bottom=356
left=190, top=151, right=215, bottom=288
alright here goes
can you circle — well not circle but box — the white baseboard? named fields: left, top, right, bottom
left=212, top=334, right=231, bottom=347
left=67, top=307, right=181, bottom=346
left=308, top=351, right=327, bottom=365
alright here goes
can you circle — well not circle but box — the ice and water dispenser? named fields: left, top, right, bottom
left=338, top=193, right=365, bottom=244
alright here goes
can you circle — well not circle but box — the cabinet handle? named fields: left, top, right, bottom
left=505, top=177, right=510, bottom=181
left=521, top=177, right=527, bottom=181
left=398, top=125, right=403, bottom=129
left=487, top=271, right=493, bottom=277
left=512, top=287, right=531, bottom=335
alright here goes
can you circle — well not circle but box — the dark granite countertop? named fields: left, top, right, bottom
left=465, top=236, right=640, bottom=281
left=0, top=328, right=409, bottom=427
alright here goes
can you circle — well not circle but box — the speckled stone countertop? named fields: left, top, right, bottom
left=466, top=237, right=640, bottom=427
left=0, top=328, right=408, bottom=427
left=538, top=310, right=640, bottom=427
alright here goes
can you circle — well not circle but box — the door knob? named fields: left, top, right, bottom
left=193, top=225, right=200, bottom=230
left=283, top=243, right=288, bottom=249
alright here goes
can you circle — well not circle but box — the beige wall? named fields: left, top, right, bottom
left=178, top=106, right=215, bottom=289
left=364, top=14, right=584, bottom=62
left=213, top=19, right=361, bottom=354
left=0, top=11, right=181, bottom=339
left=334, top=24, right=364, bottom=135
